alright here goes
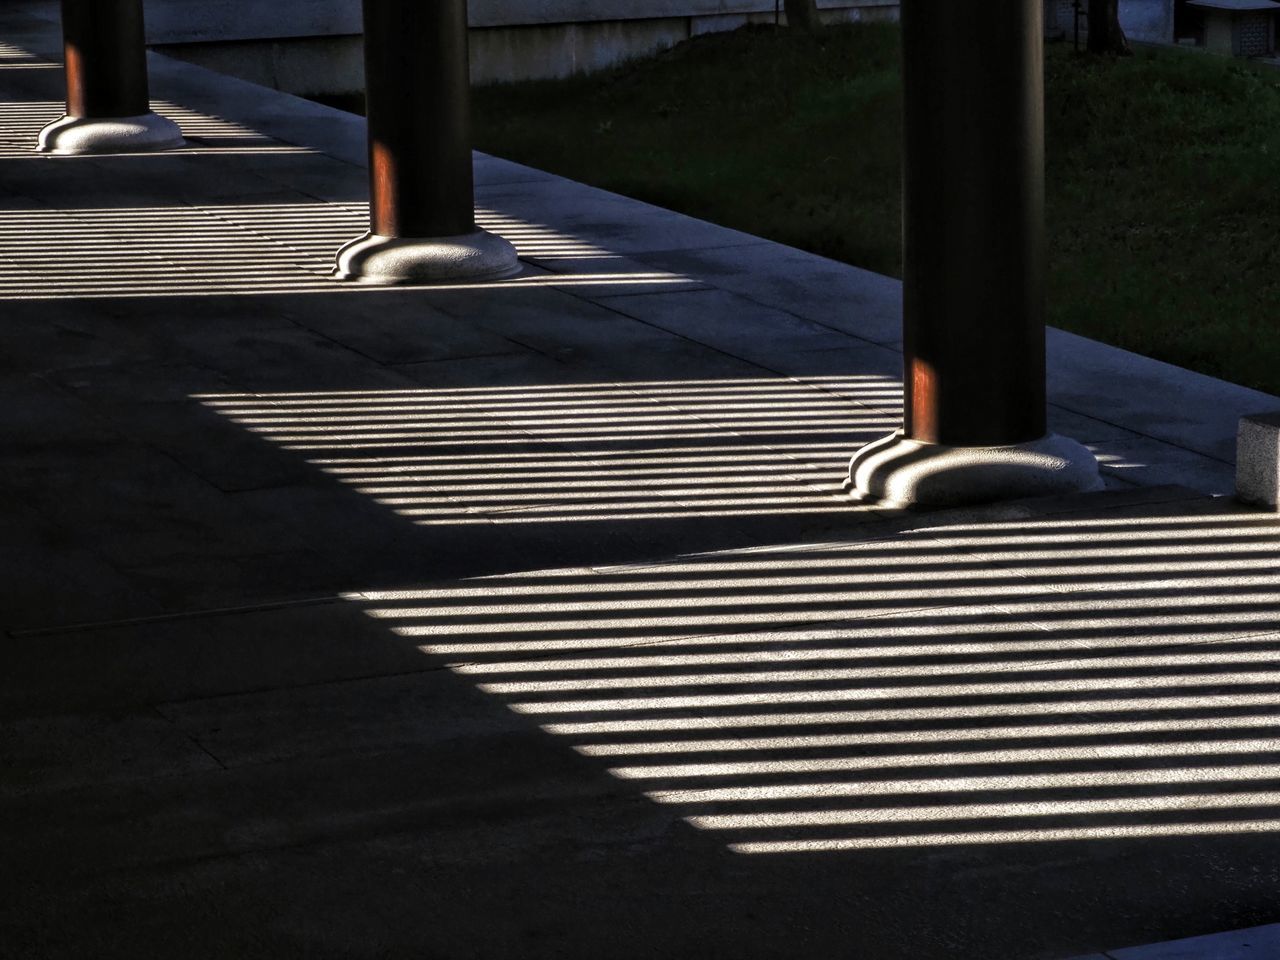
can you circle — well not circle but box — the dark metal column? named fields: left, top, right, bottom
left=364, top=0, right=477, bottom=239
left=901, top=0, right=1047, bottom=446
left=38, top=0, right=182, bottom=154
left=60, top=0, right=149, bottom=119
left=847, top=0, right=1099, bottom=506
left=334, top=0, right=518, bottom=284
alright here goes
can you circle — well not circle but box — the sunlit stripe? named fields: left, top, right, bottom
left=379, top=487, right=842, bottom=507
left=256, top=422, right=871, bottom=440
left=313, top=448, right=854, bottom=466
left=225, top=403, right=889, bottom=419
left=284, top=441, right=861, bottom=453
left=645, top=763, right=1280, bottom=804
left=352, top=471, right=817, bottom=490
left=479, top=649, right=1280, bottom=695
left=504, top=671, right=1280, bottom=714
left=396, top=506, right=851, bottom=524
left=729, top=819, right=1280, bottom=853
left=370, top=579, right=1258, bottom=624
left=575, top=714, right=1280, bottom=757
left=544, top=692, right=1280, bottom=736
left=216, top=394, right=901, bottom=410
left=395, top=609, right=1280, bottom=654
left=195, top=376, right=892, bottom=399
left=232, top=409, right=867, bottom=425
left=372, top=564, right=1279, bottom=605
left=690, top=791, right=1280, bottom=830
left=610, top=738, right=1280, bottom=780
left=456, top=634, right=1280, bottom=676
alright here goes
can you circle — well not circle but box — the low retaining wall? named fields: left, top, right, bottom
left=147, top=0, right=899, bottom=93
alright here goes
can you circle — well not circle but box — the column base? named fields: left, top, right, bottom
left=333, top=230, right=521, bottom=285
left=36, top=113, right=184, bottom=155
left=847, top=431, right=1104, bottom=508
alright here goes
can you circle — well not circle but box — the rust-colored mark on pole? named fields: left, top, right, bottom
left=907, top=356, right=939, bottom=444
left=369, top=139, right=399, bottom=237
left=63, top=41, right=86, bottom=116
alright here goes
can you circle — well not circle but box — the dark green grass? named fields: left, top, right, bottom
left=462, top=26, right=1280, bottom=394
left=474, top=25, right=903, bottom=278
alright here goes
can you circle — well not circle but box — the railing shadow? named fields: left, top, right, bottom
left=199, top=379, right=1280, bottom=857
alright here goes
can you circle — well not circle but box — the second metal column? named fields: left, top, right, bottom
left=335, top=0, right=518, bottom=284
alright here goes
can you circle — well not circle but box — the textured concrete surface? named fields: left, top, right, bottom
left=1236, top=412, right=1280, bottom=509
left=2, top=10, right=1280, bottom=960
left=1069, top=922, right=1280, bottom=959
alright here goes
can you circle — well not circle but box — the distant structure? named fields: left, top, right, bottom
left=144, top=0, right=900, bottom=95
left=1046, top=0, right=1174, bottom=44
left=1047, top=0, right=1279, bottom=57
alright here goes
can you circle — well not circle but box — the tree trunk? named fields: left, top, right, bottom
left=784, top=0, right=822, bottom=30
left=1087, top=0, right=1132, bottom=54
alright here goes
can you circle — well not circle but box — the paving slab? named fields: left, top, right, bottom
left=1047, top=328, right=1278, bottom=465
left=639, top=241, right=906, bottom=346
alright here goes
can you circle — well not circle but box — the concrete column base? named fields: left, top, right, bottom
left=1236, top=412, right=1280, bottom=510
left=847, top=430, right=1104, bottom=508
left=333, top=230, right=520, bottom=285
left=36, top=112, right=184, bottom=155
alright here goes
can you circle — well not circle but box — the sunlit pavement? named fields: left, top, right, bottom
left=3, top=5, right=1280, bottom=959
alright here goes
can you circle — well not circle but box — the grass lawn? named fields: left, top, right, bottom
left=328, top=25, right=1280, bottom=395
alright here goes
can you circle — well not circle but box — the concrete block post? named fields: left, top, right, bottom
left=1236, top=412, right=1280, bottom=509
left=847, top=0, right=1101, bottom=508
left=334, top=0, right=519, bottom=284
left=37, top=0, right=183, bottom=155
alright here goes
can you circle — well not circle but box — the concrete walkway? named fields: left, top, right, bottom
left=2, top=4, right=1280, bottom=958
left=1072, top=922, right=1280, bottom=959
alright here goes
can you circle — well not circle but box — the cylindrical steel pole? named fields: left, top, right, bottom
left=362, top=0, right=476, bottom=239
left=334, top=0, right=518, bottom=283
left=847, top=0, right=1099, bottom=505
left=61, top=0, right=150, bottom=119
left=39, top=0, right=182, bottom=154
left=900, top=0, right=1047, bottom=447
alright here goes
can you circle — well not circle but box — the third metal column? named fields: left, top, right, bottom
left=847, top=0, right=1100, bottom=506
left=902, top=0, right=1047, bottom=447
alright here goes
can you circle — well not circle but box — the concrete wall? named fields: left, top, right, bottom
left=146, top=0, right=899, bottom=93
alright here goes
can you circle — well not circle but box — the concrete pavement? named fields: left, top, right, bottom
left=2, top=3, right=1280, bottom=957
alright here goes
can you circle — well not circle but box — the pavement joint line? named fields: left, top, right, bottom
left=590, top=281, right=893, bottom=362
left=384, top=349, right=528, bottom=367
left=151, top=702, right=229, bottom=771
left=6, top=594, right=352, bottom=639
left=151, top=661, right=460, bottom=711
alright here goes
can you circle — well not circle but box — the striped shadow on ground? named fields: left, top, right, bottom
left=356, top=506, right=1280, bottom=854
left=201, top=382, right=1280, bottom=854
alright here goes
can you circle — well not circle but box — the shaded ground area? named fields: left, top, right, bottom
left=2, top=5, right=1280, bottom=958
